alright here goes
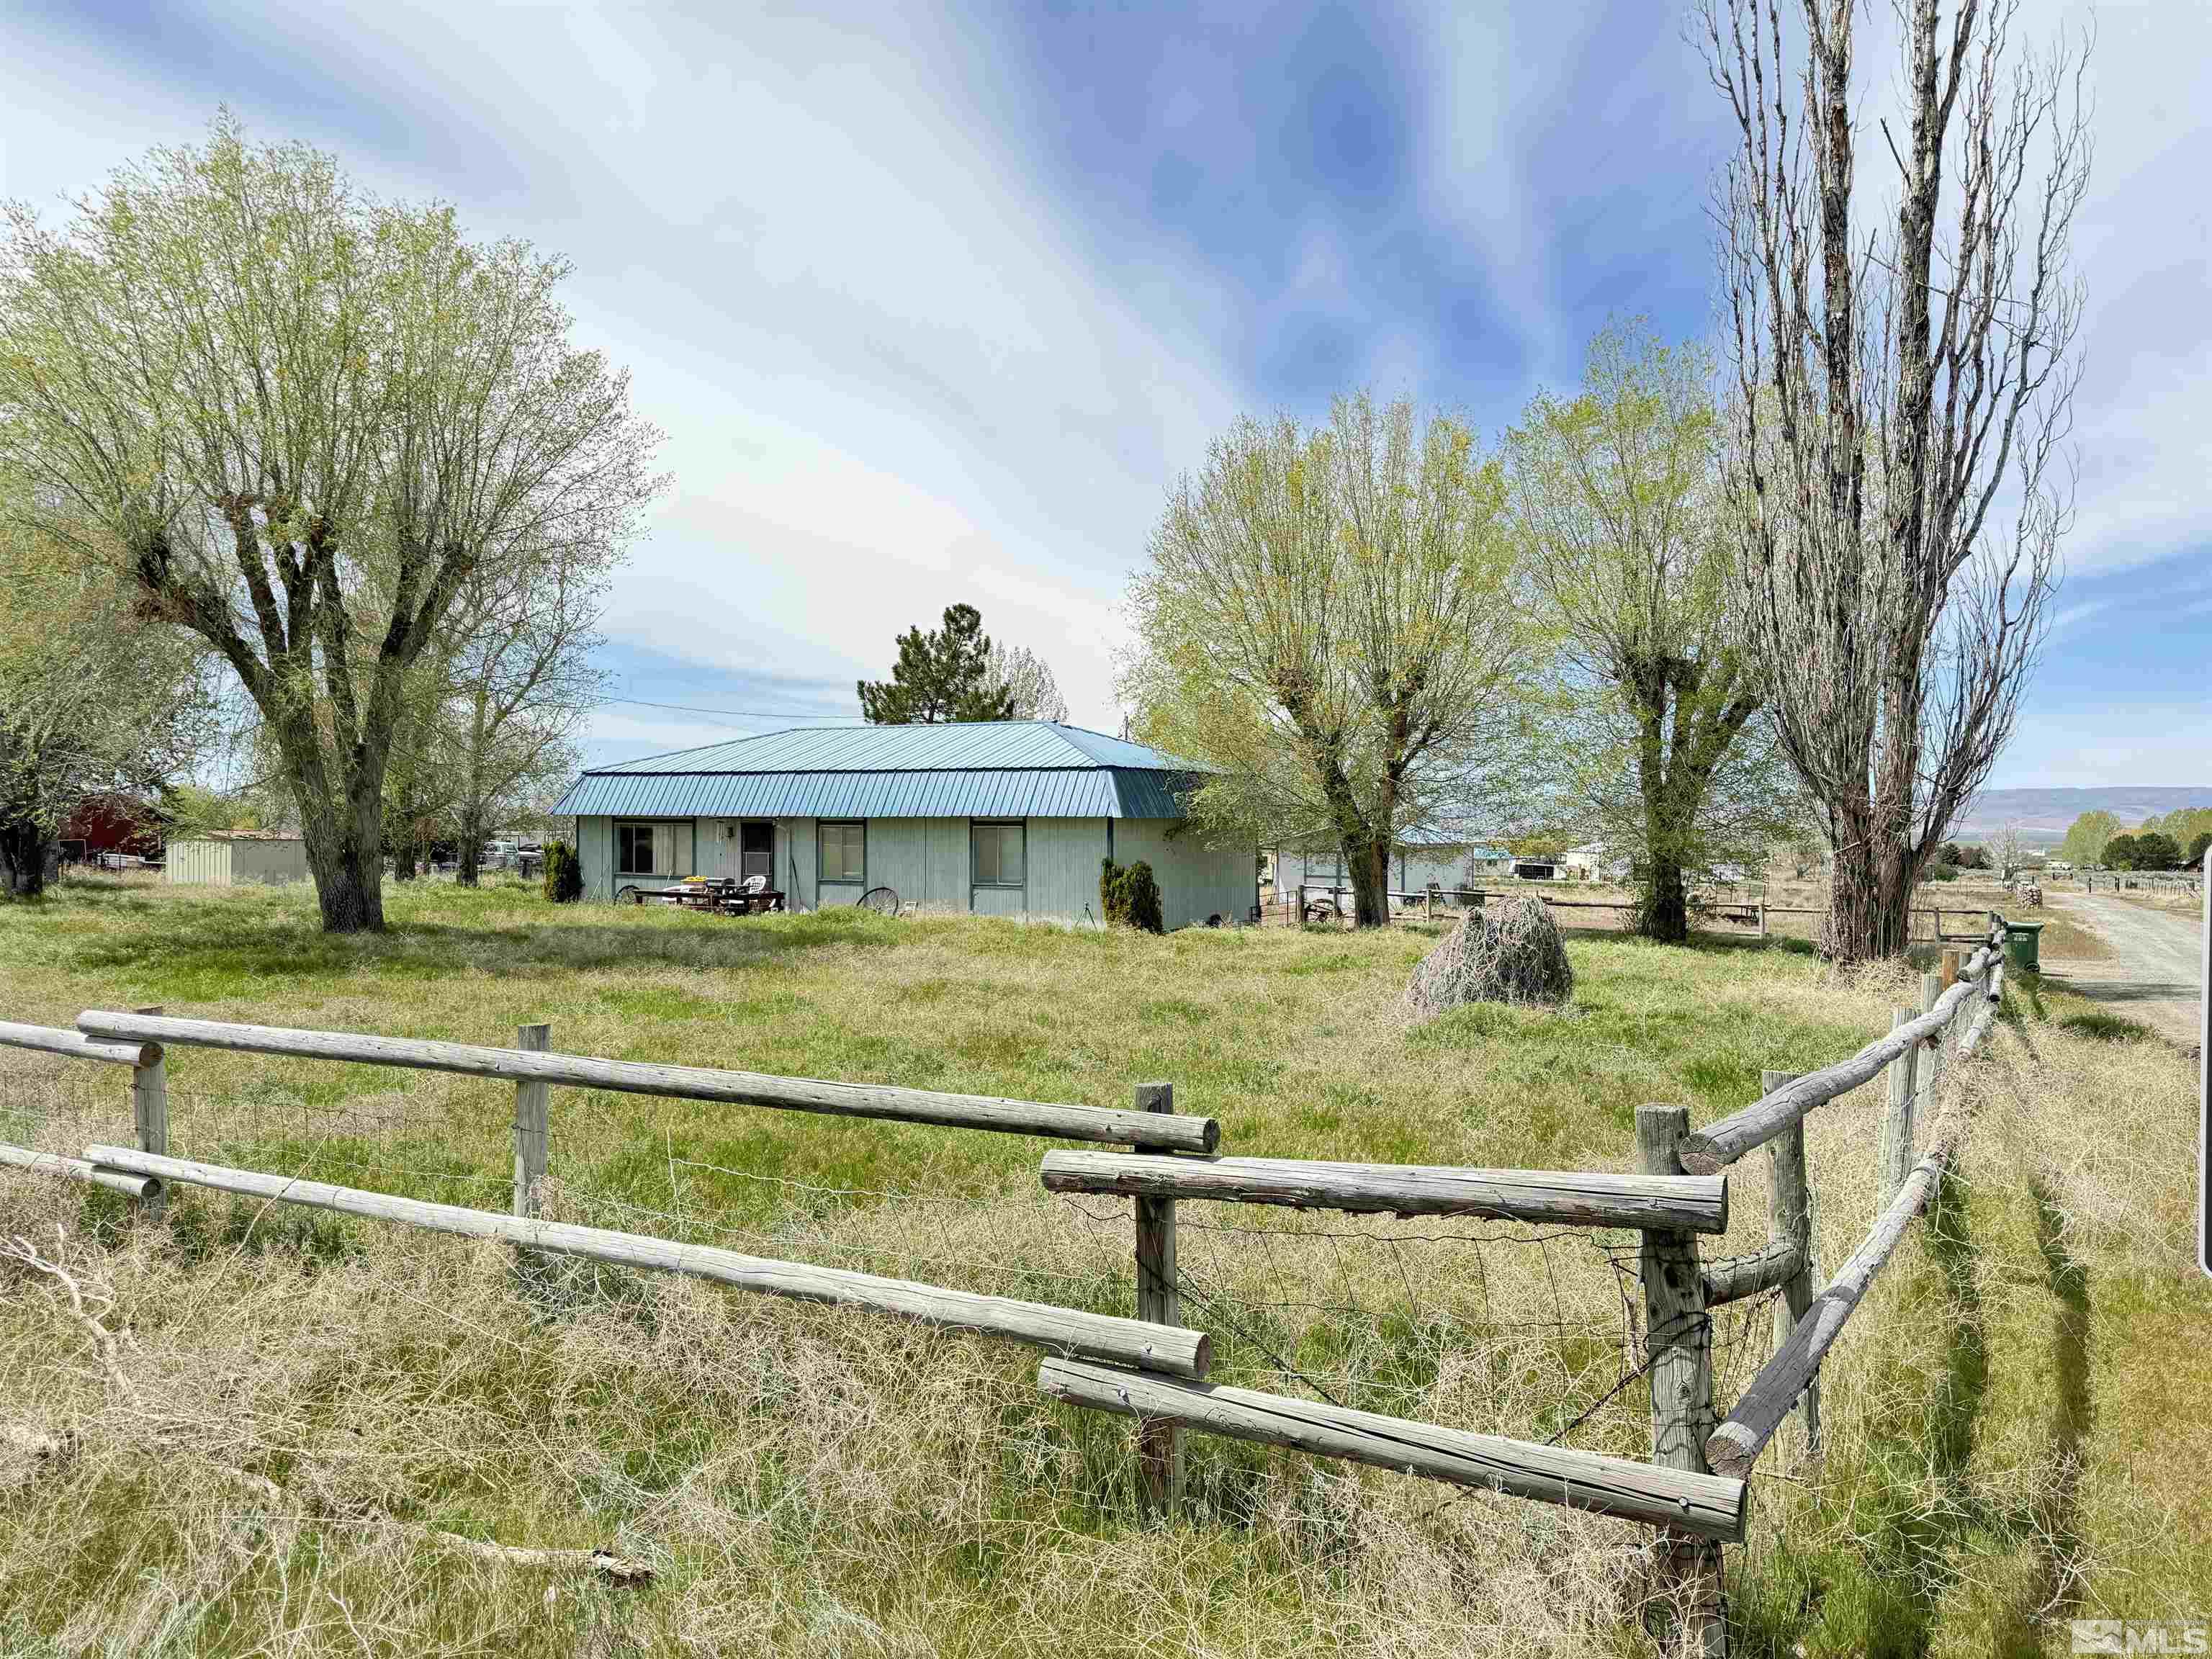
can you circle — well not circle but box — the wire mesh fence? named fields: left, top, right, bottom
left=0, top=1028, right=1800, bottom=1539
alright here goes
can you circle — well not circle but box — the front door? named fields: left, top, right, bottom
left=740, top=822, right=774, bottom=885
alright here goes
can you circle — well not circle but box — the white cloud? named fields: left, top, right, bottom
left=0, top=1, right=1249, bottom=738
left=2049, top=599, right=2110, bottom=634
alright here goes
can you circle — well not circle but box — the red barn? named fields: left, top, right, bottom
left=59, top=794, right=167, bottom=867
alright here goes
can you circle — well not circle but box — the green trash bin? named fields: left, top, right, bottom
left=2003, top=920, right=2044, bottom=974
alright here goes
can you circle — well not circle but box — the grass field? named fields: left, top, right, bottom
left=0, top=876, right=2204, bottom=1655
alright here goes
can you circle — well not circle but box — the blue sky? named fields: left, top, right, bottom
left=1, top=0, right=2201, bottom=787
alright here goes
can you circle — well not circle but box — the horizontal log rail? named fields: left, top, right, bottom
left=1290, top=885, right=1629, bottom=911
left=0, top=1018, right=156, bottom=1069
left=1677, top=935, right=2001, bottom=1174
left=1700, top=1239, right=1804, bottom=1305
left=74, top=1012, right=1216, bottom=1153
left=1704, top=1002, right=1995, bottom=1479
left=1, top=1141, right=162, bottom=1200
left=1038, top=1358, right=1748, bottom=1542
left=86, top=1145, right=1210, bottom=1377
left=1039, top=1150, right=1729, bottom=1233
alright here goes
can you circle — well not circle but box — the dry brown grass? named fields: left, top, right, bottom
left=0, top=880, right=2204, bottom=1654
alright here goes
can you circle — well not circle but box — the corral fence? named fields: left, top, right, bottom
left=0, top=918, right=2013, bottom=1655
left=1272, top=882, right=1985, bottom=945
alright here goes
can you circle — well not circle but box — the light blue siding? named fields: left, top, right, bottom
left=1112, top=820, right=1255, bottom=930
left=1024, top=817, right=1109, bottom=921
left=569, top=811, right=1251, bottom=926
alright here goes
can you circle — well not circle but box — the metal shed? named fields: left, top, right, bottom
left=1272, top=832, right=1515, bottom=914
left=552, top=722, right=1256, bottom=929
left=164, top=833, right=311, bottom=887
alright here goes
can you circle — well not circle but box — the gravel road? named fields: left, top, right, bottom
left=2042, top=889, right=2203, bottom=1048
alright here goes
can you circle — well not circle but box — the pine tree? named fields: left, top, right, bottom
left=858, top=605, right=1017, bottom=724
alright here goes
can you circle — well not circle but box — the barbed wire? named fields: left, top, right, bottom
left=1, top=1044, right=1807, bottom=1536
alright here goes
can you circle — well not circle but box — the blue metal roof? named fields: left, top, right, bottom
left=553, top=723, right=1209, bottom=821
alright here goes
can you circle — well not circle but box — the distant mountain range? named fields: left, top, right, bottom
left=1952, top=786, right=2212, bottom=846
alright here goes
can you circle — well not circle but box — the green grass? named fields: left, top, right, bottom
left=0, top=873, right=1887, bottom=1215
left=0, top=874, right=2204, bottom=1656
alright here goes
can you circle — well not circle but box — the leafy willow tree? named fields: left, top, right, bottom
left=2059, top=809, right=2120, bottom=867
left=2139, top=805, right=2212, bottom=858
left=380, top=649, right=462, bottom=881
left=0, top=115, right=660, bottom=931
left=0, top=471, right=215, bottom=896
left=1506, top=324, right=1794, bottom=943
left=858, top=604, right=1016, bottom=724
left=1703, top=0, right=2090, bottom=961
left=1124, top=394, right=1538, bottom=928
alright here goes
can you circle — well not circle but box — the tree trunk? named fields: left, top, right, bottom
left=457, top=804, right=482, bottom=888
left=297, top=773, right=388, bottom=934
left=0, top=815, right=51, bottom=899
left=1821, top=806, right=1924, bottom=963
left=1641, top=856, right=1689, bottom=945
left=1346, top=837, right=1390, bottom=928
left=394, top=834, right=418, bottom=882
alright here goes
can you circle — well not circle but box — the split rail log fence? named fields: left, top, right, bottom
left=0, top=914, right=2016, bottom=1655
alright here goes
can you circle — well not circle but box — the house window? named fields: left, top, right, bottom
left=819, top=822, right=866, bottom=884
left=972, top=822, right=1025, bottom=887
left=740, top=822, right=773, bottom=882
left=616, top=822, right=657, bottom=876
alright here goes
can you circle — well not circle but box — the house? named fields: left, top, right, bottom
left=166, top=831, right=311, bottom=886
left=1272, top=831, right=1514, bottom=912
left=551, top=722, right=1257, bottom=928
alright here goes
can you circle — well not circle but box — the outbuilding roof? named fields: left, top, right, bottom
left=552, top=722, right=1210, bottom=822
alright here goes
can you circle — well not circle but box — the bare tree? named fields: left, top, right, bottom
left=441, top=546, right=609, bottom=886
left=1701, top=0, right=2089, bottom=961
left=1993, top=819, right=2023, bottom=882
left=986, top=642, right=1069, bottom=724
left=1124, top=395, right=1539, bottom=927
left=0, top=116, right=660, bottom=931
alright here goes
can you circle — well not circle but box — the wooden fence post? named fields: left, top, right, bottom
left=1637, top=1102, right=1724, bottom=1656
left=131, top=1004, right=166, bottom=1219
left=513, top=1022, right=551, bottom=1219
left=1919, top=971, right=1943, bottom=1103
left=1876, top=1009, right=1918, bottom=1210
left=1132, top=1081, right=1183, bottom=1517
left=1762, top=1071, right=1818, bottom=1460
left=1940, top=948, right=1960, bottom=991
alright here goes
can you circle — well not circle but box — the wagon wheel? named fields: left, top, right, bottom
left=616, top=885, right=646, bottom=905
left=858, top=885, right=901, bottom=916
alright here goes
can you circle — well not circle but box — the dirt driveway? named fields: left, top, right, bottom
left=2041, top=889, right=2203, bottom=1048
